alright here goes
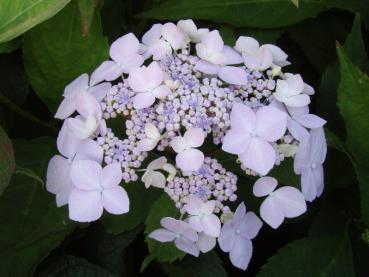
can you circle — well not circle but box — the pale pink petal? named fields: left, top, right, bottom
left=197, top=232, right=216, bottom=253
left=137, top=138, right=157, bottom=151
left=152, top=85, right=171, bottom=99
left=239, top=212, right=263, bottom=240
left=260, top=196, right=284, bottom=229
left=90, top=61, right=123, bottom=85
left=102, top=186, right=129, bottom=214
left=189, top=216, right=203, bottom=232
left=243, top=48, right=273, bottom=71
left=222, top=46, right=243, bottom=64
left=261, top=44, right=289, bottom=66
left=304, top=83, right=315, bottom=95
left=253, top=176, right=278, bottom=197
left=176, top=149, right=204, bottom=172
left=285, top=94, right=311, bottom=107
left=67, top=117, right=94, bottom=139
left=218, top=66, right=247, bottom=86
left=63, top=74, right=88, bottom=97
left=56, top=120, right=82, bottom=158
left=120, top=54, right=144, bottom=74
left=74, top=139, right=103, bottom=163
left=222, top=129, right=250, bottom=155
left=255, top=106, right=287, bottom=142
left=162, top=22, right=187, bottom=50
left=147, top=156, right=167, bottom=170
left=149, top=228, right=176, bottom=242
left=274, top=186, right=307, bottom=218
left=218, top=221, right=235, bottom=252
left=145, top=61, right=164, bottom=90
left=110, top=33, right=140, bottom=63
left=46, top=155, right=70, bottom=195
left=88, top=82, right=111, bottom=101
left=185, top=196, right=203, bottom=215
left=194, top=60, right=220, bottom=75
left=55, top=98, right=76, bottom=119
left=202, top=214, right=221, bottom=237
left=239, top=138, right=276, bottom=176
left=55, top=180, right=73, bottom=207
left=149, top=39, right=172, bottom=60
left=101, top=163, right=122, bottom=188
left=133, top=92, right=156, bottom=109
left=75, top=91, right=101, bottom=118
left=231, top=102, right=256, bottom=132
left=145, top=123, right=160, bottom=139
left=142, top=24, right=163, bottom=45
left=68, top=188, right=103, bottom=222
left=128, top=66, right=149, bottom=92
left=202, top=30, right=224, bottom=53
left=235, top=36, right=259, bottom=53
left=201, top=200, right=216, bottom=214
left=184, top=128, right=205, bottom=148
left=287, top=74, right=304, bottom=94
left=70, top=160, right=101, bottom=190
left=175, top=238, right=200, bottom=257
left=229, top=237, right=253, bottom=270
left=294, top=114, right=326, bottom=129
left=170, top=136, right=187, bottom=153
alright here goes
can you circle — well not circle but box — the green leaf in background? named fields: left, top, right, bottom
left=23, top=1, right=109, bottom=112
left=37, top=255, right=117, bottom=277
left=0, top=137, right=76, bottom=276
left=140, top=0, right=331, bottom=28
left=337, top=47, right=369, bottom=225
left=0, top=37, right=21, bottom=54
left=76, top=0, right=101, bottom=37
left=162, top=251, right=227, bottom=277
left=102, top=182, right=161, bottom=235
left=269, top=158, right=300, bottom=187
left=0, top=0, right=70, bottom=43
left=257, top=232, right=354, bottom=276
left=144, top=194, right=184, bottom=263
left=0, top=124, right=15, bottom=194
left=329, top=0, right=369, bottom=31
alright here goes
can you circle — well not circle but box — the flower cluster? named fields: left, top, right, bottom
left=46, top=19, right=327, bottom=270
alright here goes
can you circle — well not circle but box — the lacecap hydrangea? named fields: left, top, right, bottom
left=46, top=19, right=327, bottom=270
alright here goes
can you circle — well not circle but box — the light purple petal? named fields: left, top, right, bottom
left=194, top=60, right=220, bottom=75
left=63, top=73, right=88, bottom=98
left=149, top=228, right=176, bottom=242
left=260, top=196, right=284, bottom=229
left=101, top=163, right=122, bottom=188
left=218, top=66, right=247, bottom=86
left=110, top=33, right=140, bottom=63
left=88, top=82, right=111, bottom=102
left=285, top=94, right=311, bottom=107
left=148, top=39, right=172, bottom=60
left=274, top=186, right=307, bottom=218
left=310, top=127, right=327, bottom=165
left=202, top=214, right=221, bottom=237
left=67, top=117, right=94, bottom=139
left=133, top=92, right=156, bottom=109
left=185, top=196, right=203, bottom=215
left=68, top=188, right=103, bottom=222
left=152, top=85, right=171, bottom=99
left=234, top=202, right=246, bottom=226
left=239, top=212, right=263, bottom=240
left=229, top=236, right=253, bottom=270
left=184, top=128, right=205, bottom=148
left=231, top=102, right=256, bottom=132
left=160, top=217, right=181, bottom=233
left=253, top=176, right=278, bottom=197
left=70, top=160, right=101, bottom=190
left=142, top=24, right=162, bottom=45
left=46, top=155, right=70, bottom=195
left=197, top=232, right=216, bottom=253
left=170, top=136, right=186, bottom=153
left=137, top=138, right=158, bottom=151
left=239, top=137, right=276, bottom=176
left=75, top=91, right=101, bottom=119
left=102, top=186, right=129, bottom=214
left=294, top=114, right=326, bottom=129
left=222, top=129, right=250, bottom=155
left=222, top=46, right=243, bottom=64
left=287, top=119, right=309, bottom=141
left=90, top=61, right=123, bottom=85
left=235, top=36, right=259, bottom=53
left=55, top=179, right=73, bottom=208
left=176, top=149, right=204, bottom=172
left=201, top=200, right=216, bottom=214
left=255, top=106, right=287, bottom=142
left=175, top=238, right=200, bottom=257
left=55, top=98, right=76, bottom=119
left=218, top=220, right=236, bottom=252
left=261, top=44, right=289, bottom=66
left=162, top=22, right=187, bottom=50
left=189, top=216, right=203, bottom=232
left=74, top=139, right=103, bottom=164
left=56, top=120, right=82, bottom=158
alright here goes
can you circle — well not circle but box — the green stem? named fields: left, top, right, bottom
left=0, top=94, right=57, bottom=134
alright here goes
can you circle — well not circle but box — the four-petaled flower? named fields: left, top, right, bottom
left=222, top=103, right=287, bottom=175
left=137, top=123, right=161, bottom=151
left=253, top=177, right=307, bottom=229
left=142, top=156, right=177, bottom=188
left=171, top=128, right=205, bottom=173
left=218, top=202, right=263, bottom=270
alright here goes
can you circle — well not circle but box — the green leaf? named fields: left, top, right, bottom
left=76, top=0, right=100, bottom=37
left=0, top=0, right=70, bottom=43
left=0, top=37, right=21, bottom=53
left=140, top=0, right=331, bottom=28
left=269, top=158, right=300, bottom=187
left=162, top=251, right=227, bottom=277
left=0, top=124, right=15, bottom=194
left=0, top=137, right=76, bottom=276
left=337, top=47, right=369, bottom=225
left=37, top=255, right=117, bottom=277
left=144, top=194, right=184, bottom=262
left=257, top=233, right=355, bottom=276
left=23, top=1, right=109, bottom=112
left=102, top=182, right=161, bottom=234
left=15, top=166, right=45, bottom=187
left=329, top=0, right=369, bottom=31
